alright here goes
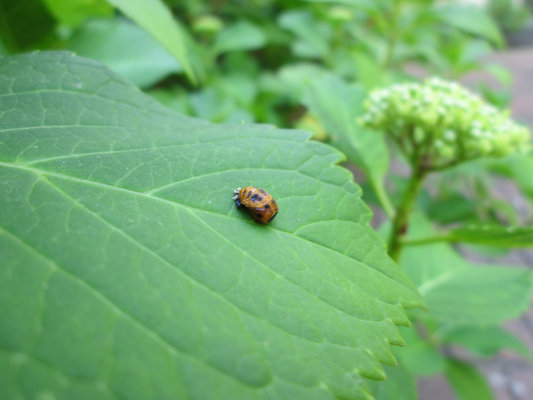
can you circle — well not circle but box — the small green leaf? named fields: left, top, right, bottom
left=214, top=21, right=267, bottom=54
left=447, top=225, right=533, bottom=248
left=445, top=359, right=494, bottom=400
left=0, top=51, right=423, bottom=400
left=443, top=326, right=531, bottom=358
left=402, top=214, right=533, bottom=325
left=69, top=18, right=181, bottom=88
left=105, top=0, right=199, bottom=84
left=278, top=10, right=332, bottom=58
left=437, top=4, right=504, bottom=48
left=305, top=75, right=393, bottom=217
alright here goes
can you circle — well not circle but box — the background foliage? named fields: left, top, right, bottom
left=1, top=0, right=532, bottom=399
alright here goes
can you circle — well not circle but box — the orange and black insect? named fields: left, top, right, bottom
left=233, top=186, right=278, bottom=224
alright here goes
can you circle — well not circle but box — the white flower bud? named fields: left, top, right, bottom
left=360, top=77, right=531, bottom=169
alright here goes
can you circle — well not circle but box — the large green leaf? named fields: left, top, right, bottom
left=0, top=52, right=422, bottom=400
left=104, top=0, right=199, bottom=84
left=401, top=215, right=533, bottom=325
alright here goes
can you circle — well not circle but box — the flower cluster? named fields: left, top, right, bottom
left=360, top=77, right=531, bottom=170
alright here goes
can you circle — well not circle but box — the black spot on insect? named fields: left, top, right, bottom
left=260, top=190, right=267, bottom=195
left=247, top=190, right=252, bottom=197
left=264, top=204, right=270, bottom=209
left=250, top=194, right=262, bottom=202
left=255, top=212, right=263, bottom=219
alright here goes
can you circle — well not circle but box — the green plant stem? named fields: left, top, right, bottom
left=402, top=235, right=451, bottom=246
left=388, top=167, right=428, bottom=261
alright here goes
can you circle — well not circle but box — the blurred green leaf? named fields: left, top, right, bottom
left=368, top=361, right=418, bottom=400
left=443, top=39, right=493, bottom=75
left=0, top=36, right=6, bottom=55
left=445, top=360, right=494, bottom=400
left=0, top=0, right=56, bottom=52
left=180, top=72, right=258, bottom=123
left=0, top=51, right=424, bottom=400
left=276, top=63, right=329, bottom=100
left=486, top=154, right=533, bottom=201
left=402, top=214, right=533, bottom=325
left=278, top=10, right=332, bottom=58
left=426, top=193, right=476, bottom=225
left=187, top=85, right=254, bottom=123
left=446, top=225, right=533, bottom=248
left=216, top=73, right=258, bottom=108
left=443, top=325, right=531, bottom=358
left=43, top=0, right=113, bottom=27
left=148, top=86, right=190, bottom=114
left=304, top=0, right=378, bottom=12
left=214, top=21, right=266, bottom=54
left=295, top=113, right=329, bottom=141
left=395, top=326, right=446, bottom=376
left=105, top=0, right=199, bottom=84
left=436, top=4, right=504, bottom=48
left=353, top=51, right=386, bottom=90
left=427, top=159, right=525, bottom=226
left=477, top=63, right=512, bottom=107
left=305, top=75, right=393, bottom=217
left=221, top=52, right=261, bottom=78
left=489, top=0, right=531, bottom=33
left=482, top=63, right=512, bottom=87
left=189, top=87, right=233, bottom=121
left=69, top=18, right=181, bottom=88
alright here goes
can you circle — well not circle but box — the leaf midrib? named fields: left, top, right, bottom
left=1, top=161, right=408, bottom=298
left=48, top=171, right=392, bottom=324
left=3, top=162, right=402, bottom=352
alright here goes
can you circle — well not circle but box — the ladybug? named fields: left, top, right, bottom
left=233, top=186, right=278, bottom=224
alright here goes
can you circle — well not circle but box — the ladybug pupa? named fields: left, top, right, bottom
left=233, top=186, right=278, bottom=224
